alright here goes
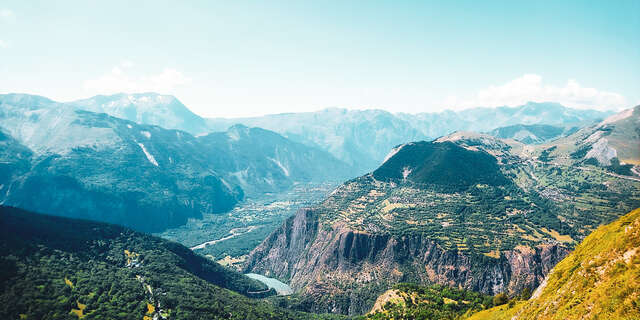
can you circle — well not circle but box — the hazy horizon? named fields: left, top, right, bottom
left=1, top=90, right=623, bottom=120
left=1, top=1, right=638, bottom=117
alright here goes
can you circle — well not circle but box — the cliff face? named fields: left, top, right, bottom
left=244, top=208, right=569, bottom=315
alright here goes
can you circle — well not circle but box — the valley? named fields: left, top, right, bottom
left=189, top=225, right=260, bottom=251
left=157, top=181, right=339, bottom=268
left=4, top=3, right=638, bottom=319
left=1, top=93, right=637, bottom=319
left=0, top=94, right=352, bottom=232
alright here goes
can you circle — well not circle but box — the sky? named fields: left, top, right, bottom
left=0, top=1, right=638, bottom=117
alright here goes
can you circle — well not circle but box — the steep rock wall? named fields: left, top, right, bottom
left=244, top=208, right=569, bottom=315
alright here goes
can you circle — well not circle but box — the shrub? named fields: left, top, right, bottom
left=493, top=293, right=508, bottom=306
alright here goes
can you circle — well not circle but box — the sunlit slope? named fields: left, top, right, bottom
left=467, top=207, right=640, bottom=320
left=362, top=283, right=492, bottom=320
left=537, top=105, right=639, bottom=168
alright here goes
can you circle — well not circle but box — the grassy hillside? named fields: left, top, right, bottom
left=0, top=206, right=341, bottom=320
left=467, top=207, right=640, bottom=320
left=358, top=283, right=493, bottom=320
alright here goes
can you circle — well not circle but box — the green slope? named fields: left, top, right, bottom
left=358, top=283, right=493, bottom=320
left=373, top=141, right=508, bottom=190
left=467, top=207, right=640, bottom=320
left=0, top=206, right=341, bottom=320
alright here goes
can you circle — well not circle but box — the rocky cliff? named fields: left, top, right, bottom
left=244, top=208, right=569, bottom=315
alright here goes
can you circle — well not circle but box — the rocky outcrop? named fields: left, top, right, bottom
left=585, top=137, right=617, bottom=165
left=243, top=208, right=569, bottom=315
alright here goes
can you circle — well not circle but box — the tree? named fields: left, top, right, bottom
left=520, top=287, right=532, bottom=300
left=493, top=293, right=508, bottom=306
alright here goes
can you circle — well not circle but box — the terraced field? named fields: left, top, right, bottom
left=313, top=136, right=640, bottom=254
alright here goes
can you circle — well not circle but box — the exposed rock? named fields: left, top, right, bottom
left=585, top=137, right=617, bottom=165
left=244, top=208, right=569, bottom=315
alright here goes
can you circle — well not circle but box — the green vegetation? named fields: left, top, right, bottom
left=0, top=206, right=342, bottom=319
left=356, top=283, right=539, bottom=320
left=466, top=207, right=640, bottom=320
left=373, top=141, right=509, bottom=190
left=359, top=283, right=493, bottom=320
left=537, top=146, right=556, bottom=162
left=607, top=158, right=634, bottom=176
left=492, top=293, right=508, bottom=306
left=315, top=136, right=640, bottom=255
left=158, top=182, right=336, bottom=263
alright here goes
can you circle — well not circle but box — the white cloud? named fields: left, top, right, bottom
left=0, top=9, right=15, bottom=22
left=83, top=64, right=191, bottom=95
left=443, top=74, right=627, bottom=111
left=0, top=40, right=7, bottom=48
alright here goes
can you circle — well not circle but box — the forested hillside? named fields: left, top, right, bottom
left=0, top=206, right=342, bottom=320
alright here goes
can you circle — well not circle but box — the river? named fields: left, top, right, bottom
left=245, top=273, right=293, bottom=295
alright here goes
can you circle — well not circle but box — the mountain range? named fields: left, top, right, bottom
left=1, top=92, right=613, bottom=232
left=0, top=91, right=637, bottom=318
left=208, top=102, right=611, bottom=173
left=0, top=94, right=351, bottom=232
left=199, top=124, right=353, bottom=196
left=487, top=124, right=574, bottom=144
left=57, top=93, right=611, bottom=174
left=242, top=106, right=640, bottom=315
left=69, top=93, right=210, bottom=136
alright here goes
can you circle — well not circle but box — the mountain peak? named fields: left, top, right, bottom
left=373, top=140, right=509, bottom=189
left=0, top=93, right=57, bottom=107
left=74, top=92, right=179, bottom=108
left=69, top=93, right=208, bottom=135
left=226, top=123, right=251, bottom=140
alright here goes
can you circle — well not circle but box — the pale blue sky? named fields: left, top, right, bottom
left=0, top=1, right=638, bottom=117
